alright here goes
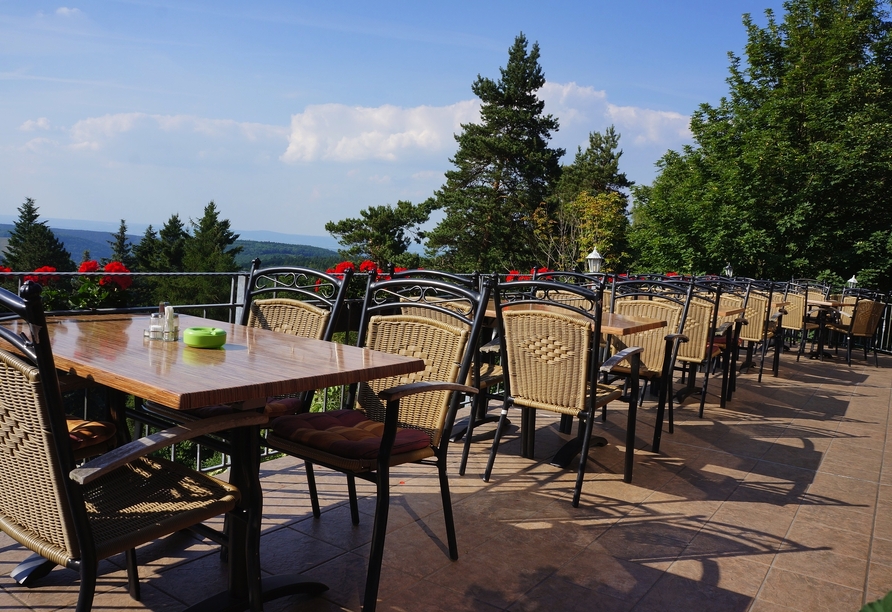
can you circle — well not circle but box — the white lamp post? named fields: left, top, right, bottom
left=723, top=262, right=734, bottom=278
left=847, top=275, right=857, bottom=288
left=585, top=247, right=603, bottom=273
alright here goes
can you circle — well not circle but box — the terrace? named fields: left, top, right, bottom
left=0, top=343, right=888, bottom=611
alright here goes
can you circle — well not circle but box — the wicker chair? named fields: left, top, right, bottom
left=264, top=275, right=489, bottom=612
left=483, top=279, right=644, bottom=502
left=388, top=270, right=505, bottom=477
left=608, top=280, right=688, bottom=451
left=827, top=296, right=885, bottom=366
left=0, top=282, right=267, bottom=612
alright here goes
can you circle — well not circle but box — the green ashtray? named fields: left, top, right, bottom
left=183, top=327, right=227, bottom=349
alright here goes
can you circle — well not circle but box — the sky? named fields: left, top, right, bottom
left=0, top=0, right=788, bottom=242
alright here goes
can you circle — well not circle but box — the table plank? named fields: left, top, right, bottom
left=3, top=313, right=424, bottom=410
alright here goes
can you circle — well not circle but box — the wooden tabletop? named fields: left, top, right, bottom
left=486, top=304, right=666, bottom=335
left=3, top=313, right=424, bottom=410
left=717, top=306, right=746, bottom=317
left=807, top=299, right=844, bottom=308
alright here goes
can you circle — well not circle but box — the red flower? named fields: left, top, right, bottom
left=100, top=261, right=132, bottom=290
left=78, top=260, right=100, bottom=273
left=0, top=265, right=10, bottom=281
left=506, top=270, right=520, bottom=282
left=359, top=260, right=377, bottom=273
left=24, top=266, right=59, bottom=284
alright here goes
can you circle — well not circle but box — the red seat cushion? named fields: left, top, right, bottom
left=270, top=409, right=431, bottom=460
left=66, top=417, right=116, bottom=451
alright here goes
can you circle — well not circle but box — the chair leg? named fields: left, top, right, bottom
left=572, top=410, right=597, bottom=507
left=305, top=461, right=322, bottom=519
left=483, top=404, right=511, bottom=482
left=347, top=475, right=360, bottom=525
left=125, top=548, right=140, bottom=600
left=437, top=459, right=459, bottom=560
left=363, top=473, right=391, bottom=612
left=75, top=561, right=98, bottom=612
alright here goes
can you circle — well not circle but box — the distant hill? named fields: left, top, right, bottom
left=0, top=224, right=341, bottom=270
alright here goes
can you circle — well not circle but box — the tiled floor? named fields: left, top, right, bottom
left=1, top=352, right=891, bottom=611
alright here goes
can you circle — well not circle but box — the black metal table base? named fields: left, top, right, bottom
left=549, top=436, right=607, bottom=469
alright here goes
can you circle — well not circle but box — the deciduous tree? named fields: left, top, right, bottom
left=630, top=0, right=892, bottom=285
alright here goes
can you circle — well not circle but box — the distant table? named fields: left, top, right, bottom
left=806, top=300, right=843, bottom=360
left=4, top=313, right=424, bottom=611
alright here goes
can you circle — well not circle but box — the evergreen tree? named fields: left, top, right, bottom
left=629, top=0, right=892, bottom=283
left=4, top=198, right=75, bottom=272
left=132, top=225, right=162, bottom=272
left=157, top=214, right=189, bottom=272
left=181, top=202, right=243, bottom=312
left=107, top=219, right=135, bottom=268
left=325, top=200, right=432, bottom=269
left=424, top=33, right=564, bottom=272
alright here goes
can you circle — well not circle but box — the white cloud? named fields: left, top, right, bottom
left=538, top=81, right=691, bottom=147
left=67, top=112, right=288, bottom=151
left=281, top=100, right=480, bottom=163
left=19, top=117, right=51, bottom=131
left=607, top=105, right=691, bottom=144
left=55, top=7, right=81, bottom=17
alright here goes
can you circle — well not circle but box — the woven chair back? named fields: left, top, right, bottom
left=248, top=298, right=329, bottom=339
left=739, top=290, right=770, bottom=343
left=501, top=309, right=591, bottom=415
left=240, top=260, right=352, bottom=341
left=676, top=296, right=717, bottom=364
left=356, top=315, right=467, bottom=448
left=612, top=297, right=684, bottom=372
left=852, top=299, right=885, bottom=338
left=0, top=349, right=80, bottom=564
left=781, top=290, right=807, bottom=332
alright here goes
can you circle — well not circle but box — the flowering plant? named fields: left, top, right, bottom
left=506, top=267, right=551, bottom=282
left=70, top=260, right=132, bottom=309
left=20, top=266, right=68, bottom=309
left=323, top=260, right=407, bottom=298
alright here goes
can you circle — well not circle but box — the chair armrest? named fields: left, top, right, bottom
left=716, top=321, right=733, bottom=335
left=601, top=346, right=643, bottom=372
left=666, top=332, right=689, bottom=343
left=378, top=381, right=478, bottom=402
left=70, top=411, right=269, bottom=485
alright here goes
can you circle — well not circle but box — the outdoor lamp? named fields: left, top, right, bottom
left=847, top=275, right=857, bottom=288
left=724, top=262, right=734, bottom=278
left=585, top=247, right=603, bottom=273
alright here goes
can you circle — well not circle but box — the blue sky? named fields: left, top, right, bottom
left=0, top=1, right=786, bottom=240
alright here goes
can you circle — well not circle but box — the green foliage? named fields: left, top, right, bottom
left=4, top=198, right=75, bottom=273
left=538, top=127, right=633, bottom=271
left=425, top=33, right=564, bottom=273
left=629, top=0, right=892, bottom=286
left=233, top=241, right=340, bottom=270
left=178, top=202, right=243, bottom=315
left=325, top=200, right=432, bottom=269
left=107, top=219, right=136, bottom=268
left=862, top=591, right=892, bottom=612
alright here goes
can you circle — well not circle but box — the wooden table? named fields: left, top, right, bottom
left=6, top=313, right=424, bottom=612
left=487, top=304, right=666, bottom=336
left=806, top=300, right=844, bottom=360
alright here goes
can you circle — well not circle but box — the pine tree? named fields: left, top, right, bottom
left=181, top=202, right=243, bottom=313
left=107, top=219, right=135, bottom=268
left=4, top=198, right=75, bottom=272
left=132, top=225, right=162, bottom=272
left=157, top=214, right=189, bottom=273
left=424, top=33, right=564, bottom=272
